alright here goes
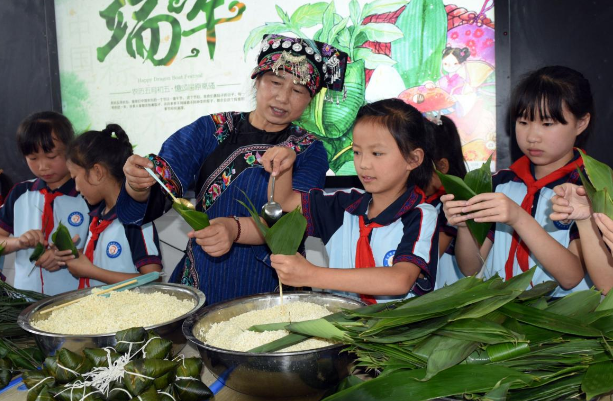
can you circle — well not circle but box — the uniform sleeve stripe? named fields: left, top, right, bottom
left=135, top=256, right=163, bottom=269
left=0, top=219, right=13, bottom=234
left=301, top=192, right=315, bottom=236
left=411, top=208, right=423, bottom=255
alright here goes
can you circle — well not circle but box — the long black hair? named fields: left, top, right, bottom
left=16, top=111, right=74, bottom=156
left=355, top=99, right=434, bottom=190
left=510, top=66, right=593, bottom=148
left=66, top=124, right=133, bottom=183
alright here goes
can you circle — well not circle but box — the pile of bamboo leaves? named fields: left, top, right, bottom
left=249, top=268, right=613, bottom=400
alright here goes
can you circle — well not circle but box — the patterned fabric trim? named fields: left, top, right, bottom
left=211, top=112, right=236, bottom=144
left=147, top=154, right=183, bottom=198
left=179, top=239, right=199, bottom=288
left=135, top=256, right=163, bottom=269
left=197, top=130, right=317, bottom=210
left=393, top=190, right=423, bottom=220
left=301, top=192, right=315, bottom=236
left=393, top=254, right=433, bottom=296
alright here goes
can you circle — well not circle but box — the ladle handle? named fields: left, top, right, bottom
left=269, top=175, right=276, bottom=203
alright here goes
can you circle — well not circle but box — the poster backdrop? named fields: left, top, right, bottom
left=54, top=0, right=495, bottom=175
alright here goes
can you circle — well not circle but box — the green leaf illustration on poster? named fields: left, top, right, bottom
left=60, top=71, right=91, bottom=135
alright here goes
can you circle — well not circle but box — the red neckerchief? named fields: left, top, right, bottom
left=79, top=216, right=113, bottom=289
left=504, top=153, right=584, bottom=280
left=355, top=215, right=384, bottom=304
left=39, top=188, right=63, bottom=242
left=426, top=187, right=446, bottom=204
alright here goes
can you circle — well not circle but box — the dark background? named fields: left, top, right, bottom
left=1, top=0, right=612, bottom=184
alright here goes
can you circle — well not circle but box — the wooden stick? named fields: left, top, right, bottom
left=39, top=279, right=138, bottom=315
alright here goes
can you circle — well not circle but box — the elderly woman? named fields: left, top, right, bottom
left=117, top=34, right=347, bottom=304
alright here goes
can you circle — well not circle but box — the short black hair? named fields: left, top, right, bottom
left=429, top=116, right=467, bottom=179
left=510, top=66, right=593, bottom=148
left=67, top=124, right=134, bottom=183
left=355, top=98, right=434, bottom=190
left=16, top=111, right=74, bottom=156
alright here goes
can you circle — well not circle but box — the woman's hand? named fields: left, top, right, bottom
left=595, top=213, right=613, bottom=252
left=460, top=192, right=525, bottom=226
left=550, top=183, right=591, bottom=221
left=440, top=194, right=468, bottom=227
left=187, top=217, right=237, bottom=257
left=261, top=147, right=296, bottom=176
left=123, top=154, right=155, bottom=199
left=270, top=253, right=313, bottom=287
left=18, top=229, right=45, bottom=249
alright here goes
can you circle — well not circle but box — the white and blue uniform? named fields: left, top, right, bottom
left=301, top=186, right=439, bottom=302
left=428, top=195, right=465, bottom=289
left=0, top=179, right=89, bottom=294
left=84, top=202, right=162, bottom=288
left=483, top=153, right=591, bottom=297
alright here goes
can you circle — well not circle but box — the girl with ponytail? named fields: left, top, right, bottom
left=56, top=124, right=162, bottom=287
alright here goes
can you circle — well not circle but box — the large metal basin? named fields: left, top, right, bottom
left=183, top=291, right=365, bottom=398
left=18, top=283, right=205, bottom=356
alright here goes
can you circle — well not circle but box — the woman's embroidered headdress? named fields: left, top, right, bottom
left=251, top=34, right=348, bottom=101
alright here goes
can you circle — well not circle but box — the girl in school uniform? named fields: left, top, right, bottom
left=256, top=99, right=439, bottom=303
left=422, top=116, right=469, bottom=289
left=441, top=66, right=594, bottom=296
left=0, top=111, right=89, bottom=295
left=55, top=124, right=162, bottom=287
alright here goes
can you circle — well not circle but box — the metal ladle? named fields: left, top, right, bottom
left=143, top=167, right=195, bottom=210
left=261, top=175, right=283, bottom=226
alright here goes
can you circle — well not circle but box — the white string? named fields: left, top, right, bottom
left=27, top=377, right=54, bottom=392
left=158, top=391, right=177, bottom=401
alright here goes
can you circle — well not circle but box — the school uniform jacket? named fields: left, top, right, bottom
left=301, top=185, right=439, bottom=302
left=84, top=202, right=162, bottom=288
left=0, top=179, right=89, bottom=294
left=483, top=153, right=592, bottom=297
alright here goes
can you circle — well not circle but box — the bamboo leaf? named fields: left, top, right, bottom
left=499, top=303, right=603, bottom=337
left=545, top=289, right=601, bottom=317
left=579, top=149, right=613, bottom=192
left=264, top=207, right=307, bottom=255
left=486, top=342, right=531, bottom=362
left=51, top=222, right=78, bottom=258
left=322, top=365, right=535, bottom=401
left=287, top=318, right=348, bottom=341
left=517, top=281, right=558, bottom=301
left=248, top=322, right=289, bottom=332
left=249, top=333, right=310, bottom=353
left=422, top=336, right=478, bottom=379
left=596, top=289, right=613, bottom=312
left=172, top=203, right=209, bottom=230
left=353, top=48, right=397, bottom=69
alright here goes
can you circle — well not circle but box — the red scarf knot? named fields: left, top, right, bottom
left=504, top=153, right=584, bottom=280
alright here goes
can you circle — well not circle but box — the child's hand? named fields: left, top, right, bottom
left=261, top=147, right=296, bottom=177
left=595, top=213, right=613, bottom=252
left=270, top=253, right=313, bottom=287
left=187, top=218, right=235, bottom=257
left=440, top=194, right=468, bottom=227
left=65, top=255, right=95, bottom=278
left=461, top=192, right=524, bottom=226
left=55, top=248, right=77, bottom=267
left=550, top=183, right=591, bottom=221
left=18, top=229, right=45, bottom=249
left=36, top=249, right=62, bottom=272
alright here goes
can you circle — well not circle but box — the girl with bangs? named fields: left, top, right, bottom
left=441, top=66, right=593, bottom=296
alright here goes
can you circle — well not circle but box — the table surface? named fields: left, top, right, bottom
left=1, top=344, right=611, bottom=401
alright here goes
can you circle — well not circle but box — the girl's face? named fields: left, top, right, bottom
left=515, top=103, right=590, bottom=178
left=67, top=161, right=104, bottom=206
left=252, top=72, right=312, bottom=131
left=352, top=120, right=421, bottom=200
left=25, top=136, right=70, bottom=190
left=442, top=54, right=462, bottom=74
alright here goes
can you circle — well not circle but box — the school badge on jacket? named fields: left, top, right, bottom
left=68, top=211, right=84, bottom=226
left=106, top=241, right=122, bottom=258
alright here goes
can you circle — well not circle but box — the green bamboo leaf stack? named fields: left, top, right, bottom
left=436, top=154, right=494, bottom=245
left=577, top=149, right=613, bottom=219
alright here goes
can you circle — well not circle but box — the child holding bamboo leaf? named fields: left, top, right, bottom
left=550, top=152, right=613, bottom=294
left=441, top=66, right=593, bottom=296
left=0, top=112, right=89, bottom=294
left=261, top=99, right=439, bottom=303
left=55, top=125, right=162, bottom=288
